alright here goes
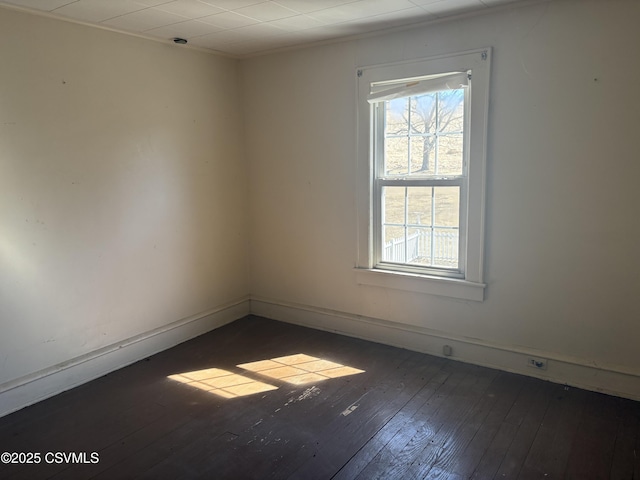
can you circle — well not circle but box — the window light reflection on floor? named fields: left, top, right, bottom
left=168, top=368, right=278, bottom=399
left=238, top=353, right=365, bottom=385
left=167, top=354, right=364, bottom=399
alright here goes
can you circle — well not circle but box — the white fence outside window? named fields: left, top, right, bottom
left=384, top=229, right=458, bottom=267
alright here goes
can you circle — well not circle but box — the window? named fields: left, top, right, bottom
left=355, top=50, right=490, bottom=301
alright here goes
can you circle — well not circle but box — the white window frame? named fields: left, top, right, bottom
left=355, top=49, right=491, bottom=301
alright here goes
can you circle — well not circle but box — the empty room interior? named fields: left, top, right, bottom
left=0, top=0, right=639, bottom=478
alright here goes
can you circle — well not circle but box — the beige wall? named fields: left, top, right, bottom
left=2, top=0, right=639, bottom=408
left=0, top=8, right=248, bottom=387
left=243, top=0, right=640, bottom=378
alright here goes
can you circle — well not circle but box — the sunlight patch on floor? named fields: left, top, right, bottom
left=168, top=354, right=364, bottom=399
left=238, top=354, right=365, bottom=385
left=168, top=368, right=278, bottom=399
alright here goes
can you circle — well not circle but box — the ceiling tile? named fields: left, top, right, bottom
left=1, top=0, right=76, bottom=11
left=102, top=8, right=187, bottom=32
left=188, top=28, right=248, bottom=47
left=231, top=22, right=286, bottom=39
left=267, top=14, right=324, bottom=31
left=198, top=10, right=260, bottom=28
left=233, top=2, right=298, bottom=22
left=306, top=5, right=366, bottom=23
left=153, top=0, right=224, bottom=19
left=273, top=0, right=359, bottom=14
left=145, top=18, right=224, bottom=38
left=199, top=0, right=266, bottom=10
left=53, top=0, right=148, bottom=23
left=222, top=34, right=299, bottom=55
left=351, top=5, right=433, bottom=27
left=309, top=0, right=419, bottom=24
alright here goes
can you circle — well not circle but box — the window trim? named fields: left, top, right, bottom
left=355, top=49, right=491, bottom=301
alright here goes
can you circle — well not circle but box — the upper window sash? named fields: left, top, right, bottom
left=371, top=85, right=470, bottom=182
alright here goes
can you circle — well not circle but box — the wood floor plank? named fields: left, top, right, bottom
left=357, top=363, right=491, bottom=480
left=49, top=390, right=208, bottom=479
left=516, top=384, right=586, bottom=479
left=213, top=373, right=370, bottom=479
left=284, top=350, right=443, bottom=480
left=564, top=393, right=623, bottom=480
left=352, top=364, right=474, bottom=480
left=468, top=376, right=543, bottom=479
left=3, top=393, right=168, bottom=480
left=402, top=366, right=500, bottom=480
left=609, top=397, right=640, bottom=480
left=469, top=421, right=519, bottom=479
left=332, top=361, right=449, bottom=480
left=445, top=372, right=527, bottom=477
left=258, top=347, right=416, bottom=479
left=98, top=318, right=411, bottom=480
left=91, top=412, right=227, bottom=479
left=0, top=316, right=637, bottom=480
left=487, top=377, right=555, bottom=478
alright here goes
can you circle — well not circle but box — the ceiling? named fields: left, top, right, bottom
left=0, top=0, right=528, bottom=57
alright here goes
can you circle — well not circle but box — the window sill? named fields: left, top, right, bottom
left=355, top=268, right=485, bottom=301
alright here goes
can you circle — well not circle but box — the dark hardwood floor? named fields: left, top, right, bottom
left=0, top=315, right=638, bottom=479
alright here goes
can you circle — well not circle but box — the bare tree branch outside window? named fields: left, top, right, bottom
left=385, top=90, right=464, bottom=175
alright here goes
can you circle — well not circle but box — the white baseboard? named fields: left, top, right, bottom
left=251, top=297, right=640, bottom=402
left=0, top=297, right=250, bottom=418
left=3, top=294, right=637, bottom=419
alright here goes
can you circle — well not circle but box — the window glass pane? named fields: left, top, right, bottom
left=436, top=134, right=463, bottom=176
left=388, top=227, right=458, bottom=268
left=382, top=226, right=405, bottom=263
left=406, top=227, right=430, bottom=266
left=391, top=90, right=464, bottom=178
left=382, top=187, right=459, bottom=269
left=431, top=227, right=459, bottom=268
left=409, top=135, right=436, bottom=175
left=407, top=187, right=432, bottom=225
left=438, top=89, right=465, bottom=133
left=385, top=97, right=408, bottom=134
left=384, top=137, right=408, bottom=175
left=382, top=187, right=405, bottom=225
left=411, top=94, right=437, bottom=134
left=434, top=187, right=459, bottom=228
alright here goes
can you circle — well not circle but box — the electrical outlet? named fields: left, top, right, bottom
left=527, top=357, right=547, bottom=370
